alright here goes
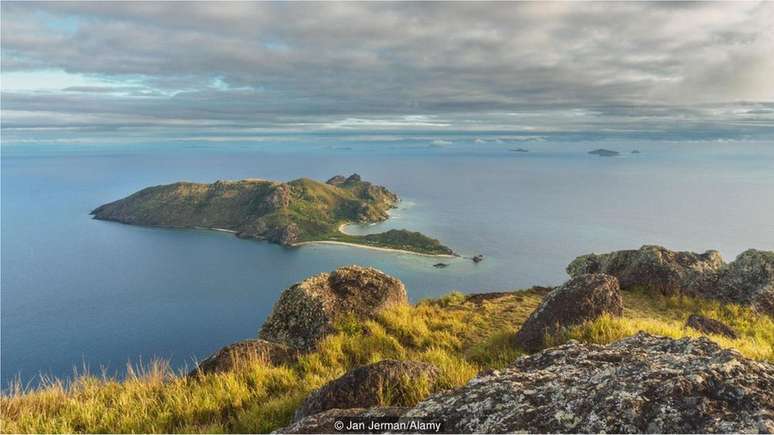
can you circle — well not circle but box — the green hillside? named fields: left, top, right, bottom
left=91, top=174, right=454, bottom=256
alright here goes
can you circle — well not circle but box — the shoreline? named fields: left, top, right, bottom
left=292, top=240, right=457, bottom=258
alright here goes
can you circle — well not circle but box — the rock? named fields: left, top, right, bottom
left=631, top=150, right=641, bottom=154
left=514, top=274, right=623, bottom=352
left=567, top=245, right=725, bottom=296
left=588, top=148, right=620, bottom=157
left=346, top=173, right=362, bottom=183
left=326, top=175, right=347, bottom=185
left=472, top=254, right=484, bottom=263
left=263, top=183, right=290, bottom=210
left=265, top=222, right=301, bottom=245
left=686, top=314, right=738, bottom=339
left=567, top=246, right=774, bottom=313
left=277, top=407, right=409, bottom=433
left=402, top=333, right=774, bottom=433
left=189, top=339, right=298, bottom=376
left=433, top=263, right=449, bottom=269
left=294, top=360, right=440, bottom=421
left=713, top=249, right=774, bottom=316
left=259, top=266, right=408, bottom=350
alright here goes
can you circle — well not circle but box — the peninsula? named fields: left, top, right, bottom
left=91, top=174, right=454, bottom=256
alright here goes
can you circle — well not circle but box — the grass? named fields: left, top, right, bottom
left=2, top=287, right=771, bottom=433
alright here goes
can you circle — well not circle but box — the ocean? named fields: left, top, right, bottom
left=2, top=137, right=773, bottom=388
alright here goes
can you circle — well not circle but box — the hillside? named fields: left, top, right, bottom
left=2, top=253, right=772, bottom=433
left=91, top=174, right=454, bottom=256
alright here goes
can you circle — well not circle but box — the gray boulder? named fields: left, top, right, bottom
left=713, top=249, right=774, bottom=316
left=402, top=333, right=774, bottom=433
left=567, top=245, right=725, bottom=296
left=514, top=273, right=623, bottom=352
left=259, top=266, right=408, bottom=351
left=685, top=314, right=737, bottom=339
left=294, top=360, right=440, bottom=421
left=567, top=246, right=774, bottom=315
left=189, top=339, right=298, bottom=376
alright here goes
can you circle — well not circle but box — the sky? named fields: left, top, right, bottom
left=2, top=1, right=774, bottom=147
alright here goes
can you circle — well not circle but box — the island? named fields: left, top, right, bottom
left=91, top=174, right=455, bottom=256
left=588, top=148, right=620, bottom=157
left=509, top=148, right=529, bottom=152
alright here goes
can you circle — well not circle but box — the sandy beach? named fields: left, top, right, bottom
left=292, top=240, right=457, bottom=258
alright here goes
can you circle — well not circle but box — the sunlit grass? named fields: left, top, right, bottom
left=2, top=287, right=771, bottom=433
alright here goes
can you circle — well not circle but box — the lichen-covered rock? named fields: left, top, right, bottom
left=713, top=249, right=774, bottom=316
left=294, top=360, right=440, bottom=421
left=686, top=314, right=738, bottom=339
left=514, top=274, right=623, bottom=352
left=277, top=407, right=409, bottom=434
left=567, top=245, right=726, bottom=296
left=259, top=266, right=408, bottom=350
left=189, top=339, right=298, bottom=376
left=403, top=333, right=774, bottom=433
left=567, top=246, right=774, bottom=315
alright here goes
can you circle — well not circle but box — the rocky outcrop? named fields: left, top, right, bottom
left=325, top=175, right=348, bottom=185
left=712, top=249, right=774, bottom=316
left=567, top=245, right=725, bottom=296
left=278, top=407, right=409, bottom=433
left=262, top=183, right=290, bottom=210
left=403, top=333, right=774, bottom=433
left=294, top=360, right=440, bottom=421
left=514, top=274, right=623, bottom=352
left=686, top=314, right=738, bottom=339
left=259, top=266, right=408, bottom=351
left=567, top=246, right=774, bottom=315
left=189, top=339, right=298, bottom=376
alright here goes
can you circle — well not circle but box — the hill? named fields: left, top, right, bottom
left=2, top=258, right=772, bottom=433
left=91, top=174, right=454, bottom=256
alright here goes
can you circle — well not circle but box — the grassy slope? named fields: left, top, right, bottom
left=2, top=289, right=771, bottom=433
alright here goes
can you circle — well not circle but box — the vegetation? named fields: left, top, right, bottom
left=2, top=288, right=771, bottom=433
left=91, top=175, right=454, bottom=255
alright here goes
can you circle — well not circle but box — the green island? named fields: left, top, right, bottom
left=90, top=174, right=454, bottom=256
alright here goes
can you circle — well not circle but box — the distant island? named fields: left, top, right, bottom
left=509, top=148, right=529, bottom=152
left=91, top=174, right=455, bottom=256
left=588, top=148, right=620, bottom=157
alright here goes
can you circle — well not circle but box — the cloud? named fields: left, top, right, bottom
left=1, top=2, right=773, bottom=145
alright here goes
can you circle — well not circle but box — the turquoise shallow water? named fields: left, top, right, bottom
left=2, top=139, right=774, bottom=387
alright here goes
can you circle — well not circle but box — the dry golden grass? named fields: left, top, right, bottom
left=2, top=287, right=771, bottom=433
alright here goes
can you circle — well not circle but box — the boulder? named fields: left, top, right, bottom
left=514, top=273, right=623, bottom=352
left=294, top=360, right=440, bottom=421
left=259, top=266, right=408, bottom=350
left=402, top=333, right=774, bottom=433
left=189, top=339, right=298, bottom=376
left=567, top=245, right=725, bottom=296
left=713, top=249, right=774, bottom=316
left=346, top=173, right=362, bottom=183
left=567, top=246, right=774, bottom=314
left=277, top=407, right=409, bottom=434
left=326, top=175, right=348, bottom=185
left=685, top=314, right=737, bottom=339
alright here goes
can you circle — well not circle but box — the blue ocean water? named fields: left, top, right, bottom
left=2, top=138, right=773, bottom=388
